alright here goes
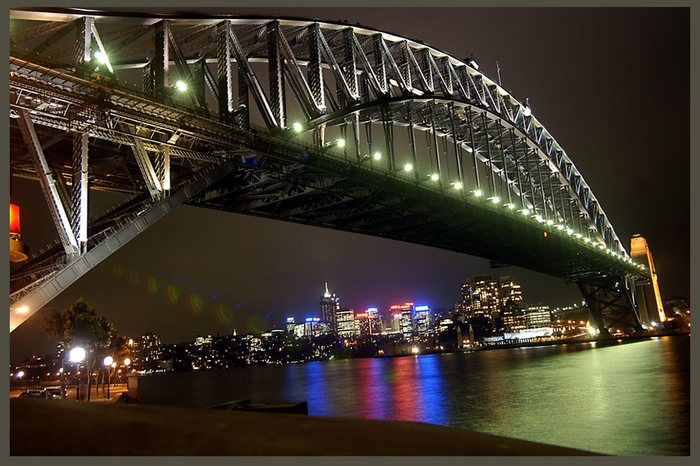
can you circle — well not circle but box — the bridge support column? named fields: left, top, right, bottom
left=577, top=276, right=643, bottom=337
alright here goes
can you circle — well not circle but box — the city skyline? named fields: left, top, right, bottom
left=9, top=7, right=689, bottom=361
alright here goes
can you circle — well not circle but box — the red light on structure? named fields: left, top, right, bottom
left=10, top=203, right=21, bottom=235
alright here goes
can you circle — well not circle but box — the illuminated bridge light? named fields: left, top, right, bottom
left=535, top=215, right=544, bottom=223
left=566, top=228, right=574, bottom=235
left=546, top=219, right=554, bottom=226
left=174, top=80, right=188, bottom=92
left=94, top=50, right=109, bottom=64
left=452, top=181, right=463, bottom=190
left=373, top=151, right=382, bottom=161
left=523, top=105, right=532, bottom=117
left=583, top=237, right=591, bottom=243
left=403, top=162, right=413, bottom=172
left=490, top=196, right=501, bottom=204
left=556, top=224, right=565, bottom=230
left=506, top=203, right=515, bottom=210
left=473, top=189, right=483, bottom=197
left=521, top=208, right=530, bottom=216
left=336, top=138, right=346, bottom=148
left=429, top=173, right=440, bottom=181
left=292, top=121, right=303, bottom=133
left=574, top=233, right=583, bottom=239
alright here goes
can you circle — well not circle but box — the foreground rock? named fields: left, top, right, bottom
left=11, top=398, right=596, bottom=455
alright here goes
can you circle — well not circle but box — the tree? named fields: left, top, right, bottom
left=43, top=299, right=121, bottom=401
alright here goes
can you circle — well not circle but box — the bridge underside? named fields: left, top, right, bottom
left=9, top=10, right=645, bottom=333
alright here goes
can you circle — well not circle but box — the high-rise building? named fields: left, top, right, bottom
left=285, top=317, right=296, bottom=334
left=141, top=332, right=162, bottom=370
left=502, top=307, right=526, bottom=332
left=523, top=305, right=552, bottom=329
left=414, top=305, right=432, bottom=336
left=320, top=282, right=341, bottom=332
left=335, top=308, right=357, bottom=338
left=355, top=308, right=383, bottom=336
left=461, top=276, right=500, bottom=319
left=389, top=303, right=415, bottom=339
left=498, top=276, right=523, bottom=310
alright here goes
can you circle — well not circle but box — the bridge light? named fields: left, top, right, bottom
left=94, top=51, right=109, bottom=65
left=535, top=215, right=544, bottom=223
left=506, top=203, right=515, bottom=210
left=403, top=162, right=413, bottom=172
left=452, top=181, right=464, bottom=190
left=574, top=233, right=582, bottom=239
left=15, top=305, right=29, bottom=314
left=521, top=208, right=530, bottom=216
left=583, top=237, right=591, bottom=243
left=468, top=59, right=479, bottom=70
left=336, top=138, right=346, bottom=148
left=430, top=173, right=440, bottom=181
left=473, top=189, right=483, bottom=197
left=292, top=122, right=303, bottom=133
left=373, top=151, right=382, bottom=161
left=490, top=196, right=501, bottom=204
left=546, top=219, right=554, bottom=226
left=556, top=224, right=565, bottom=230
left=174, top=80, right=188, bottom=92
left=522, top=105, right=532, bottom=117
left=566, top=228, right=574, bottom=235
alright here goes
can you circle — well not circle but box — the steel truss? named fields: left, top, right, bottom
left=9, top=10, right=645, bottom=333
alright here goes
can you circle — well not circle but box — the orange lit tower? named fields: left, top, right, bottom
left=630, top=234, right=666, bottom=326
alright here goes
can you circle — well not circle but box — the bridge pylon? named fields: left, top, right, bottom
left=577, top=276, right=643, bottom=337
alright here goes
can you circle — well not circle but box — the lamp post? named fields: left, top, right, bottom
left=69, top=347, right=86, bottom=401
left=103, top=356, right=113, bottom=399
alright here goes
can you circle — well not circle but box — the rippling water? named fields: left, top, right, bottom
left=137, top=335, right=689, bottom=455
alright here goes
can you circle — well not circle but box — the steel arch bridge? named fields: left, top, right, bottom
left=8, top=9, right=648, bottom=334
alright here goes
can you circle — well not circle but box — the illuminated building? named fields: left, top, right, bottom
left=387, top=312, right=402, bottom=334
left=502, top=307, right=526, bottom=332
left=286, top=317, right=296, bottom=334
left=389, top=303, right=415, bottom=338
left=320, top=282, right=341, bottom=332
left=461, top=276, right=500, bottom=319
left=335, top=309, right=357, bottom=337
left=523, top=305, right=551, bottom=329
left=414, top=305, right=432, bottom=336
left=141, top=332, right=163, bottom=370
left=498, top=276, right=523, bottom=309
left=356, top=308, right=382, bottom=336
left=630, top=234, right=667, bottom=325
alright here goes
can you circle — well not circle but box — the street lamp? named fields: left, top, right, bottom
left=69, top=347, right=86, bottom=401
left=103, top=356, right=114, bottom=400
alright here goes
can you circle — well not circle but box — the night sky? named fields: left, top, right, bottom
left=9, top=8, right=689, bottom=360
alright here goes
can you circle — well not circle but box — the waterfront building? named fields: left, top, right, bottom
left=523, top=305, right=552, bottom=329
left=286, top=317, right=296, bottom=334
left=414, top=305, right=432, bottom=336
left=387, top=312, right=402, bottom=334
left=335, top=308, right=357, bottom=338
left=389, top=303, right=415, bottom=339
left=320, top=282, right=341, bottom=332
left=502, top=307, right=526, bottom=332
left=356, top=308, right=383, bottom=336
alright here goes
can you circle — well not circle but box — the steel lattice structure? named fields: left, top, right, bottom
left=9, top=9, right=648, bottom=334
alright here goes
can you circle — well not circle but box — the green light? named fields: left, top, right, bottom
left=403, top=163, right=413, bottom=172
left=95, top=51, right=109, bottom=64
left=175, top=80, right=188, bottom=92
left=292, top=122, right=303, bottom=133
left=337, top=138, right=346, bottom=148
left=453, top=181, right=463, bottom=190
left=373, top=151, right=382, bottom=161
left=430, top=173, right=440, bottom=181
left=473, top=189, right=483, bottom=197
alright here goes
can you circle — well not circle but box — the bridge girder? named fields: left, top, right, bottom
left=9, top=10, right=647, bottom=333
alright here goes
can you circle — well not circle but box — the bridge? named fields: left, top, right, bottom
left=9, top=9, right=649, bottom=335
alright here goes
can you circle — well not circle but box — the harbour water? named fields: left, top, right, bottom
left=136, top=335, right=690, bottom=455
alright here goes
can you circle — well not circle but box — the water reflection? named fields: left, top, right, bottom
left=140, top=336, right=689, bottom=455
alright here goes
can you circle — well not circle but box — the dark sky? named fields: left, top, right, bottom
left=9, top=7, right=689, bottom=360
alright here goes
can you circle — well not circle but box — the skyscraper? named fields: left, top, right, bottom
left=320, top=282, right=340, bottom=332
left=498, top=276, right=523, bottom=310
left=461, top=276, right=500, bottom=320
